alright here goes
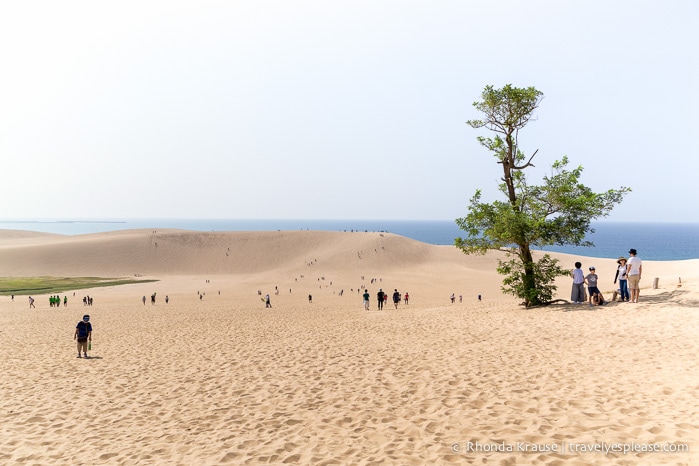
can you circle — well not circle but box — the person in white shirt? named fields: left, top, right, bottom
left=570, top=262, right=585, bottom=304
left=626, top=248, right=642, bottom=303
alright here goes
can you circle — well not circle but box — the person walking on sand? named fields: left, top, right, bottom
left=29, top=296, right=35, bottom=308
left=265, top=294, right=272, bottom=308
left=626, top=249, right=642, bottom=303
left=377, top=289, right=385, bottom=310
left=614, top=257, right=629, bottom=302
left=404, top=292, right=409, bottom=305
left=363, top=290, right=370, bottom=310
left=74, top=314, right=92, bottom=358
left=392, top=289, right=400, bottom=309
left=570, top=262, right=585, bottom=304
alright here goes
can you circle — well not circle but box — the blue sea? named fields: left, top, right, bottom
left=1, top=219, right=697, bottom=261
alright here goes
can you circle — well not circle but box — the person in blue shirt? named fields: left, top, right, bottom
left=74, top=314, right=92, bottom=358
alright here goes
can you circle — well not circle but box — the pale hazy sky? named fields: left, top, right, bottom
left=1, top=1, right=697, bottom=222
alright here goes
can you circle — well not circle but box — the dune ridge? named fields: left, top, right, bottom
left=0, top=229, right=447, bottom=276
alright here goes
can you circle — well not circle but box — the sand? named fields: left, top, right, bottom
left=0, top=229, right=697, bottom=465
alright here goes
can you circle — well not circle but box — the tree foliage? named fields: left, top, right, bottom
left=456, top=85, right=630, bottom=307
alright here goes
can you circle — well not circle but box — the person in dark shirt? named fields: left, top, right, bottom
left=392, top=289, right=401, bottom=309
left=74, top=314, right=92, bottom=358
left=377, top=289, right=385, bottom=310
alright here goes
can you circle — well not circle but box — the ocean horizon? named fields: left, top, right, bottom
left=1, top=219, right=697, bottom=261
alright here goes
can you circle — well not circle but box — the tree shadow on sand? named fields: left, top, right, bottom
left=546, top=287, right=697, bottom=311
left=633, top=287, right=698, bottom=308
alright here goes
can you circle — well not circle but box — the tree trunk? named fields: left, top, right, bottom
left=503, top=133, right=517, bottom=203
left=520, top=243, right=536, bottom=307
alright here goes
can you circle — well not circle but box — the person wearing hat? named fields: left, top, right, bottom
left=584, top=266, right=604, bottom=307
left=613, top=257, right=629, bottom=302
left=74, top=314, right=92, bottom=358
left=626, top=248, right=642, bottom=303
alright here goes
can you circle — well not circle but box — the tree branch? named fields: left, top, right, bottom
left=513, top=149, right=539, bottom=170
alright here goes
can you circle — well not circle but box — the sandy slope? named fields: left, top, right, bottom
left=0, top=229, right=697, bottom=465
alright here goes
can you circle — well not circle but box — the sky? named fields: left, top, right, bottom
left=1, top=1, right=697, bottom=222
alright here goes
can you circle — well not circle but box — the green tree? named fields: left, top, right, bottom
left=455, top=84, right=630, bottom=307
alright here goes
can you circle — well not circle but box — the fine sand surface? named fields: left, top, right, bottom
left=0, top=229, right=697, bottom=465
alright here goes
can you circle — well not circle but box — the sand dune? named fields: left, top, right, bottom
left=0, top=229, right=697, bottom=465
left=0, top=229, right=463, bottom=275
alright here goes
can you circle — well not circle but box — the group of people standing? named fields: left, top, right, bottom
left=49, top=295, right=67, bottom=307
left=614, top=248, right=643, bottom=303
left=571, top=248, right=642, bottom=306
left=363, top=288, right=406, bottom=310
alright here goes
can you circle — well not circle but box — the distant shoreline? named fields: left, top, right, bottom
left=0, top=220, right=127, bottom=224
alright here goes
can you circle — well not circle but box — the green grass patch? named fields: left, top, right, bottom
left=0, top=276, right=159, bottom=296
